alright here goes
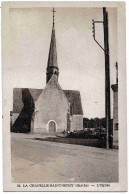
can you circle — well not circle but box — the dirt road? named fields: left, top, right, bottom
left=11, top=134, right=118, bottom=183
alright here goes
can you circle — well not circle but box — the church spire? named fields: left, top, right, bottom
left=46, top=8, right=59, bottom=83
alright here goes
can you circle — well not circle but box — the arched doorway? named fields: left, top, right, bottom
left=48, top=121, right=56, bottom=133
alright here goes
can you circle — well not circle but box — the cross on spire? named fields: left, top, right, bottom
left=52, top=7, right=56, bottom=27
left=47, top=7, right=58, bottom=83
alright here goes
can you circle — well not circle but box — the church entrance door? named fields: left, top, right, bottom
left=49, top=121, right=56, bottom=133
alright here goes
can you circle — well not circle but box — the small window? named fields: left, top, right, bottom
left=116, top=123, right=119, bottom=130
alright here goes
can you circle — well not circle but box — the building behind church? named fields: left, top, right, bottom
left=111, top=62, right=118, bottom=145
left=11, top=9, right=83, bottom=134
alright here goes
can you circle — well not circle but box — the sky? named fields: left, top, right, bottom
left=9, top=7, right=117, bottom=118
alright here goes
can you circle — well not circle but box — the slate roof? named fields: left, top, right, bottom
left=47, top=27, right=58, bottom=68
left=13, top=88, right=83, bottom=115
left=63, top=90, right=83, bottom=115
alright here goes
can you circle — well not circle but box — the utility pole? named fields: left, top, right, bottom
left=103, top=7, right=112, bottom=149
left=92, top=7, right=113, bottom=149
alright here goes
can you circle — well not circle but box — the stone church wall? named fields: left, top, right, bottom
left=34, top=75, right=69, bottom=133
left=70, top=115, right=83, bottom=132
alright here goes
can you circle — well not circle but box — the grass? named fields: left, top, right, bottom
left=34, top=137, right=106, bottom=148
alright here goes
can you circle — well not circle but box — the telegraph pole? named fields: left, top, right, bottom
left=103, top=8, right=112, bottom=149
left=92, top=7, right=112, bottom=149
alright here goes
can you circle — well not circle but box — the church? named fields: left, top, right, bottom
left=11, top=8, right=83, bottom=134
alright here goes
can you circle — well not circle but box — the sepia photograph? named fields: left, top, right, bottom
left=2, top=1, right=127, bottom=192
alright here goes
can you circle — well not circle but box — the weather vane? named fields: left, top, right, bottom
left=52, top=7, right=56, bottom=27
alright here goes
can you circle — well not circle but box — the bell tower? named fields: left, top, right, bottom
left=46, top=8, right=59, bottom=83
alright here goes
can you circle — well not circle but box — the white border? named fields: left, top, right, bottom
left=1, top=0, right=128, bottom=192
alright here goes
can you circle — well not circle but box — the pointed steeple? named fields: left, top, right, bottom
left=47, top=26, right=58, bottom=68
left=46, top=8, right=59, bottom=83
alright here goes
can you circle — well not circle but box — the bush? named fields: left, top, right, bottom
left=67, top=128, right=106, bottom=140
left=68, top=130, right=94, bottom=139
